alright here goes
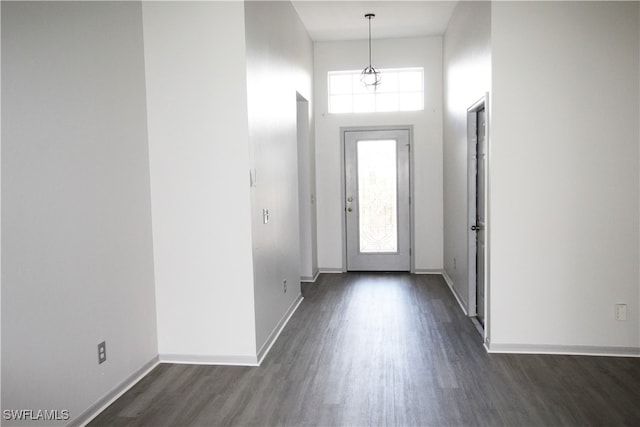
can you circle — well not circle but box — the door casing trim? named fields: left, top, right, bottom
left=340, top=125, right=415, bottom=273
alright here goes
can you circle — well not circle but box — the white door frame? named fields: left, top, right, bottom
left=467, top=94, right=490, bottom=344
left=340, top=125, right=415, bottom=273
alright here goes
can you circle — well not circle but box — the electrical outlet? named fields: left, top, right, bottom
left=98, top=341, right=107, bottom=364
left=262, top=208, right=269, bottom=224
left=615, top=304, right=627, bottom=321
left=453, top=258, right=457, bottom=269
left=283, top=279, right=287, bottom=293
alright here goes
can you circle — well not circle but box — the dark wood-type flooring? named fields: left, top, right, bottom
left=90, top=273, right=640, bottom=426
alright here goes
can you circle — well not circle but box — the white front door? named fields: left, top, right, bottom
left=344, top=129, right=411, bottom=271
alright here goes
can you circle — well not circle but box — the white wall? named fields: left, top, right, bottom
left=244, top=1, right=314, bottom=353
left=143, top=2, right=257, bottom=363
left=2, top=2, right=158, bottom=425
left=490, top=1, right=639, bottom=353
left=314, top=37, right=443, bottom=272
left=443, top=2, right=491, bottom=311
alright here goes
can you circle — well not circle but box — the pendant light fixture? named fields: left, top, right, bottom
left=361, top=13, right=381, bottom=89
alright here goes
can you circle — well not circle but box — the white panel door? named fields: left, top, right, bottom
left=344, top=129, right=411, bottom=271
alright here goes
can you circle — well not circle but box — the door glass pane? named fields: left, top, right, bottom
left=357, top=140, right=398, bottom=253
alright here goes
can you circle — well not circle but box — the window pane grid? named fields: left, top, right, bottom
left=328, top=68, right=424, bottom=114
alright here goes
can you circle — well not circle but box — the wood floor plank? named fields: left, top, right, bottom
left=89, top=273, right=640, bottom=427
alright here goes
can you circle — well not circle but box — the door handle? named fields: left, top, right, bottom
left=471, top=225, right=481, bottom=231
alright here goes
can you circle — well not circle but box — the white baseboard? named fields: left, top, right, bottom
left=158, top=295, right=304, bottom=368
left=158, top=354, right=259, bottom=366
left=486, top=342, right=640, bottom=358
left=414, top=269, right=443, bottom=274
left=440, top=270, right=469, bottom=316
left=318, top=268, right=343, bottom=274
left=256, top=293, right=304, bottom=365
left=71, top=356, right=160, bottom=427
left=300, top=269, right=320, bottom=283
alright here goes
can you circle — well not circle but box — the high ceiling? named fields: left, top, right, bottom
left=291, top=1, right=458, bottom=42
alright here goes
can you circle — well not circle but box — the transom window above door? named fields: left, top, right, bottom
left=328, top=67, right=424, bottom=114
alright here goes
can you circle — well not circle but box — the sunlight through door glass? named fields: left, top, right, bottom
left=357, top=140, right=398, bottom=253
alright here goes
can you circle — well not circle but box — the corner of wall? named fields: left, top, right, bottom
left=490, top=1, right=639, bottom=349
left=2, top=2, right=157, bottom=424
left=442, top=0, right=491, bottom=321
left=143, top=0, right=256, bottom=362
left=244, top=0, right=314, bottom=354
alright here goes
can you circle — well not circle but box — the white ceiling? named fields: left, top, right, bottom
left=291, top=1, right=458, bottom=42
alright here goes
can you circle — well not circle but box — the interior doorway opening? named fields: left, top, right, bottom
left=467, top=96, right=489, bottom=339
left=296, top=93, right=318, bottom=282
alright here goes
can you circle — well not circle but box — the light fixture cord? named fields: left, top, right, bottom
left=368, top=16, right=372, bottom=67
